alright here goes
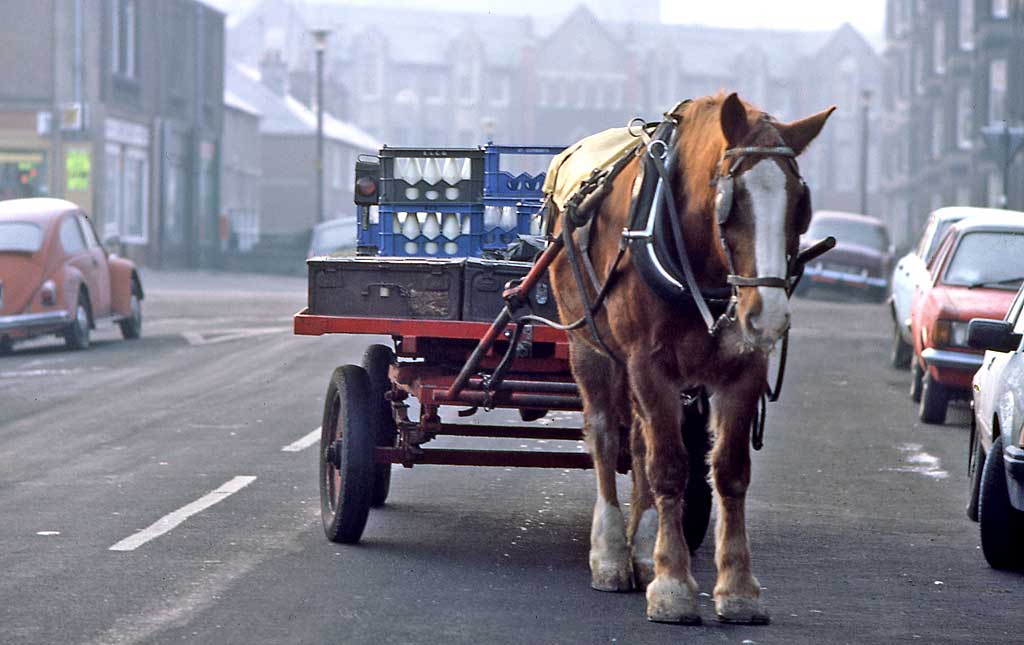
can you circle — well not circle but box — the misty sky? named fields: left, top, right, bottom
left=203, top=0, right=887, bottom=40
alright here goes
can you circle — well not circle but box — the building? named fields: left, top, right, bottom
left=227, top=0, right=882, bottom=218
left=881, top=0, right=1024, bottom=251
left=0, top=0, right=225, bottom=268
left=223, top=57, right=378, bottom=271
left=221, top=90, right=262, bottom=255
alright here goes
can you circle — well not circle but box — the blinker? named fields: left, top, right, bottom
left=715, top=175, right=734, bottom=225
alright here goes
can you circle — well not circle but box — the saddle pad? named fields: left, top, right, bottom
left=542, top=127, right=639, bottom=211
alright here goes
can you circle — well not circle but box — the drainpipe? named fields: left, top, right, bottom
left=50, top=0, right=63, bottom=198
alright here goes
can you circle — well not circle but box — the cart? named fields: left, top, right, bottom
left=293, top=143, right=714, bottom=548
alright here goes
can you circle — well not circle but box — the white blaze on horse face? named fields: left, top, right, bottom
left=745, top=160, right=791, bottom=340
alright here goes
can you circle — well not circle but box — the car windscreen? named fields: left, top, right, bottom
left=0, top=221, right=43, bottom=253
left=311, top=223, right=355, bottom=256
left=807, top=218, right=888, bottom=251
left=943, top=231, right=1024, bottom=289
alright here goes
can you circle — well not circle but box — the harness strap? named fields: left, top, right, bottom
left=727, top=275, right=789, bottom=289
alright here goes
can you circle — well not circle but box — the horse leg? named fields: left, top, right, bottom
left=630, top=362, right=700, bottom=624
left=627, top=415, right=657, bottom=590
left=570, top=341, right=632, bottom=592
left=710, top=382, right=770, bottom=624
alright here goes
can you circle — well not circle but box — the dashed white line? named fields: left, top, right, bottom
left=109, top=476, right=257, bottom=552
left=281, top=427, right=321, bottom=452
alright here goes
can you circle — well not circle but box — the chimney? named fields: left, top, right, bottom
left=259, top=50, right=289, bottom=96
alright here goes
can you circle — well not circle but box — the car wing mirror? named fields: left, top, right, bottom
left=967, top=318, right=1021, bottom=353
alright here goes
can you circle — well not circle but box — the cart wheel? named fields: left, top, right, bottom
left=320, top=365, right=377, bottom=544
left=681, top=392, right=712, bottom=553
left=362, top=344, right=397, bottom=507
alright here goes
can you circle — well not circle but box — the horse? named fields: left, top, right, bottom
left=547, top=92, right=834, bottom=624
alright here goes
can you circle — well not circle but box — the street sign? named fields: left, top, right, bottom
left=981, top=124, right=1024, bottom=163
left=65, top=149, right=90, bottom=191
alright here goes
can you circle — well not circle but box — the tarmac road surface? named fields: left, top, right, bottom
left=0, top=270, right=1020, bottom=644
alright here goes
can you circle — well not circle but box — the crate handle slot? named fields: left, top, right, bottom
left=361, top=283, right=410, bottom=299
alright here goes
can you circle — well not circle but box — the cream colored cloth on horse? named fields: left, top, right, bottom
left=542, top=127, right=639, bottom=211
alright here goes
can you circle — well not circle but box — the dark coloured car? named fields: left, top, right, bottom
left=967, top=282, right=1024, bottom=569
left=797, top=210, right=891, bottom=302
left=0, top=198, right=143, bottom=352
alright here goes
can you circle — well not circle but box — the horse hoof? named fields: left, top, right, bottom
left=715, top=595, right=770, bottom=625
left=590, top=562, right=634, bottom=592
left=645, top=576, right=701, bottom=624
left=632, top=558, right=655, bottom=590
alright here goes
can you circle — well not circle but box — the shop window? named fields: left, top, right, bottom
left=989, top=58, right=1007, bottom=124
left=959, top=0, right=975, bottom=50
left=111, top=0, right=138, bottom=78
left=957, top=85, right=973, bottom=149
left=0, top=150, right=47, bottom=199
left=105, top=143, right=148, bottom=244
left=992, top=0, right=1009, bottom=18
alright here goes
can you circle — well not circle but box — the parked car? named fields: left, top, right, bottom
left=796, top=210, right=891, bottom=302
left=909, top=214, right=1024, bottom=424
left=0, top=198, right=143, bottom=352
left=308, top=216, right=359, bottom=259
left=966, top=284, right=1024, bottom=569
left=889, top=207, right=985, bottom=369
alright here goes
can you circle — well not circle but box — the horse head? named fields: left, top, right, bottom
left=699, top=93, right=834, bottom=350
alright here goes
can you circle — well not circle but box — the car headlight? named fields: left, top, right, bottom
left=933, top=319, right=970, bottom=348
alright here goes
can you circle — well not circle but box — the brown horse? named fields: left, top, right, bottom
left=548, top=93, right=833, bottom=624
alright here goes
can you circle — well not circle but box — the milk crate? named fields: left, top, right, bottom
left=379, top=147, right=485, bottom=205
left=483, top=144, right=565, bottom=200
left=376, top=204, right=485, bottom=258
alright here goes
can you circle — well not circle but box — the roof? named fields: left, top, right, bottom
left=226, top=63, right=380, bottom=150
left=0, top=198, right=78, bottom=224
left=224, top=89, right=262, bottom=117
left=812, top=210, right=885, bottom=227
left=931, top=206, right=1024, bottom=222
left=951, top=211, right=1024, bottom=233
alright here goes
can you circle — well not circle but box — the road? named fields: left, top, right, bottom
left=0, top=271, right=1020, bottom=644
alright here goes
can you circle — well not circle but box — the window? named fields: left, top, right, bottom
left=955, top=184, right=971, bottom=206
left=944, top=232, right=1024, bottom=288
left=60, top=216, right=87, bottom=255
left=76, top=215, right=100, bottom=248
left=0, top=222, right=43, bottom=253
left=111, top=0, right=137, bottom=78
left=989, top=58, right=1007, bottom=123
left=933, top=19, right=946, bottom=74
left=488, top=75, right=510, bottom=107
left=104, top=144, right=122, bottom=239
left=957, top=85, right=973, bottom=149
left=988, top=171, right=1003, bottom=206
left=992, top=0, right=1009, bottom=18
left=122, top=149, right=147, bottom=242
left=959, top=0, right=975, bottom=50
left=932, top=105, right=945, bottom=158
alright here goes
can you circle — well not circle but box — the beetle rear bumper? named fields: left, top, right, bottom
left=0, top=310, right=71, bottom=333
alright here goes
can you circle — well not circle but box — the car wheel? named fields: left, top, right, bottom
left=966, top=429, right=986, bottom=522
left=910, top=360, right=923, bottom=403
left=979, top=436, right=1024, bottom=569
left=0, top=336, right=12, bottom=355
left=890, top=319, right=912, bottom=370
left=118, top=291, right=142, bottom=340
left=918, top=370, right=948, bottom=424
left=64, top=297, right=91, bottom=351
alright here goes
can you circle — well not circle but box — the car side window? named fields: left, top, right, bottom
left=916, top=216, right=936, bottom=258
left=59, top=215, right=87, bottom=255
left=76, top=214, right=100, bottom=249
left=927, top=232, right=954, bottom=280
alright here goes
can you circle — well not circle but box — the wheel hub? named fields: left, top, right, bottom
left=326, top=440, right=343, bottom=467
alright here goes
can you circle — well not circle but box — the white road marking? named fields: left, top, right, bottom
left=36, top=531, right=60, bottom=536
left=181, top=326, right=289, bottom=346
left=887, top=443, right=949, bottom=479
left=281, top=427, right=321, bottom=452
left=109, top=476, right=257, bottom=552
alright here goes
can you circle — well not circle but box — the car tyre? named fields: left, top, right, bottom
left=918, top=370, right=948, bottom=424
left=64, top=296, right=91, bottom=351
left=0, top=336, right=12, bottom=355
left=362, top=344, right=397, bottom=508
left=890, top=320, right=912, bottom=370
left=979, top=436, right=1024, bottom=569
left=966, top=429, right=986, bottom=522
left=119, top=290, right=142, bottom=340
left=320, top=365, right=377, bottom=544
left=910, top=360, right=923, bottom=403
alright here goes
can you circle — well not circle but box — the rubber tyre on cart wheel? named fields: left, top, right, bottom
left=918, top=370, right=948, bottom=424
left=362, top=344, right=397, bottom=508
left=979, top=436, right=1024, bottom=569
left=966, top=429, right=985, bottom=522
left=909, top=360, right=923, bottom=403
left=890, top=319, right=912, bottom=369
left=681, top=392, right=713, bottom=553
left=320, top=365, right=378, bottom=544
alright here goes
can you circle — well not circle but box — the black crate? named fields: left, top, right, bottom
left=462, top=258, right=561, bottom=323
left=308, top=257, right=463, bottom=320
left=379, top=147, right=485, bottom=204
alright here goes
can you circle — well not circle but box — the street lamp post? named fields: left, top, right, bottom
left=859, top=89, right=872, bottom=215
left=981, top=121, right=1024, bottom=209
left=311, top=29, right=331, bottom=224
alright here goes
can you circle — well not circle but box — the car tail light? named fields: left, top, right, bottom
left=39, top=279, right=56, bottom=306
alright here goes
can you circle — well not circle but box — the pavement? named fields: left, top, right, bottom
left=0, top=270, right=1020, bottom=644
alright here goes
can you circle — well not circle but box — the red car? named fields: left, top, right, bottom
left=0, top=198, right=143, bottom=352
left=910, top=214, right=1024, bottom=424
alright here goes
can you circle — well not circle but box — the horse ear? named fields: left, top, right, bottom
left=777, top=106, right=837, bottom=156
left=719, top=92, right=749, bottom=147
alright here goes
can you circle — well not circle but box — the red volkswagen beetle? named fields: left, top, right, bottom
left=0, top=198, right=143, bottom=352
left=909, top=214, right=1024, bottom=424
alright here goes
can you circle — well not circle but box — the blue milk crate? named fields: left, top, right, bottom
left=377, top=204, right=484, bottom=258
left=483, top=144, right=565, bottom=199
left=480, top=197, right=546, bottom=250
left=379, top=147, right=485, bottom=205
